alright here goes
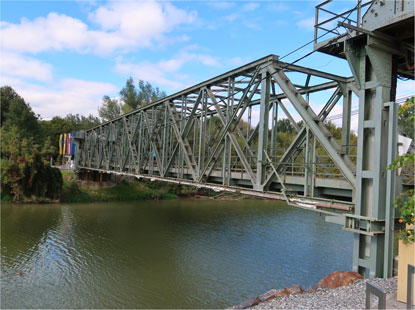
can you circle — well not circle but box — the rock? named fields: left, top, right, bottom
left=305, top=285, right=319, bottom=294
left=275, top=289, right=290, bottom=297
left=285, top=284, right=304, bottom=295
left=318, top=270, right=363, bottom=289
left=234, top=298, right=256, bottom=309
left=258, top=289, right=278, bottom=302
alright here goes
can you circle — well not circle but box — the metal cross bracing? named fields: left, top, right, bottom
left=75, top=54, right=358, bottom=214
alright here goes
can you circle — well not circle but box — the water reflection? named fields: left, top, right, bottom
left=1, top=200, right=352, bottom=308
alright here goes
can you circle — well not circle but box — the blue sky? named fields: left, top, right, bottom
left=1, top=0, right=413, bottom=127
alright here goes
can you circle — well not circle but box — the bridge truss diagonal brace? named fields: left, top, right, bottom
left=207, top=88, right=256, bottom=185
left=268, top=66, right=356, bottom=189
left=142, top=111, right=163, bottom=174
left=199, top=70, right=261, bottom=183
left=166, top=102, right=199, bottom=181
left=122, top=117, right=140, bottom=173
left=263, top=85, right=344, bottom=189
left=163, top=90, right=203, bottom=180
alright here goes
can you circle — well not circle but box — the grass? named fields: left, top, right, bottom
left=60, top=172, right=178, bottom=203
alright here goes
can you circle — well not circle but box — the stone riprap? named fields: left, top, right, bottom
left=248, top=277, right=397, bottom=310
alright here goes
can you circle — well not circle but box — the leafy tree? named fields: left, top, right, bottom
left=98, top=96, right=122, bottom=121
left=1, top=125, right=62, bottom=202
left=0, top=86, right=41, bottom=142
left=136, top=80, right=166, bottom=107
left=64, top=113, right=101, bottom=131
left=0, top=86, right=20, bottom=126
left=40, top=116, right=72, bottom=148
left=120, top=77, right=139, bottom=112
left=388, top=98, right=415, bottom=243
left=398, top=97, right=414, bottom=139
left=277, top=119, right=296, bottom=133
left=119, top=77, right=166, bottom=113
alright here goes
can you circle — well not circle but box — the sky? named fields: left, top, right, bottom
left=1, top=0, right=414, bottom=131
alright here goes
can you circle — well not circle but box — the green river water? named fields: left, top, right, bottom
left=1, top=199, right=352, bottom=308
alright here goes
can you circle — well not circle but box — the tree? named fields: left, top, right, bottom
left=119, top=77, right=166, bottom=113
left=137, top=80, right=166, bottom=107
left=98, top=96, right=122, bottom=121
left=0, top=86, right=41, bottom=142
left=398, top=97, right=414, bottom=140
left=1, top=125, right=62, bottom=202
left=388, top=98, right=414, bottom=243
left=277, top=119, right=296, bottom=133
left=64, top=113, right=101, bottom=131
left=120, top=77, right=139, bottom=112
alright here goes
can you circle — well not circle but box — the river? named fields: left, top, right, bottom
left=1, top=200, right=352, bottom=308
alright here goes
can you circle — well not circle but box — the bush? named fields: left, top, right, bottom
left=1, top=154, right=63, bottom=202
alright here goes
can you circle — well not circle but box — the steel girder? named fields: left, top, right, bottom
left=77, top=54, right=357, bottom=213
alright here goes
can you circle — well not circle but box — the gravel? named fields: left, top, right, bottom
left=250, top=277, right=397, bottom=310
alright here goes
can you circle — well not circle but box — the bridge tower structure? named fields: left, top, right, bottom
left=314, top=0, right=414, bottom=278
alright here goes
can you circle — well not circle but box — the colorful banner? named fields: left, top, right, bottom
left=59, top=133, right=76, bottom=156
left=59, top=134, right=63, bottom=155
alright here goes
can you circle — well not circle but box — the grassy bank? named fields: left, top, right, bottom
left=61, top=171, right=178, bottom=203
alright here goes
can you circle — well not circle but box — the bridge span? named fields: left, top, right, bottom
left=75, top=55, right=356, bottom=211
left=74, top=0, right=414, bottom=279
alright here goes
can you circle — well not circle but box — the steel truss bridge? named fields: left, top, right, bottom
left=74, top=0, right=414, bottom=279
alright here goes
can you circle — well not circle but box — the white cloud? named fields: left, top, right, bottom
left=241, top=2, right=259, bottom=12
left=4, top=76, right=117, bottom=119
left=1, top=2, right=197, bottom=56
left=115, top=50, right=220, bottom=90
left=397, top=80, right=415, bottom=97
left=296, top=17, right=315, bottom=30
left=227, top=56, right=250, bottom=67
left=206, top=2, right=235, bottom=10
left=267, top=2, right=289, bottom=12
left=115, top=61, right=183, bottom=90
left=0, top=52, right=53, bottom=82
left=224, top=13, right=238, bottom=22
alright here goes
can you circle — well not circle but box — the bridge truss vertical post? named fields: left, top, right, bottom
left=270, top=100, right=278, bottom=160
left=341, top=86, right=352, bottom=156
left=304, top=128, right=315, bottom=197
left=346, top=39, right=397, bottom=278
left=223, top=77, right=234, bottom=186
left=255, top=68, right=271, bottom=190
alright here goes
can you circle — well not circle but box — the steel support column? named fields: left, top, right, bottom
left=346, top=39, right=397, bottom=278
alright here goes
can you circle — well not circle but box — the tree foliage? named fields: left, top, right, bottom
left=119, top=77, right=166, bottom=113
left=1, top=124, right=62, bottom=202
left=0, top=86, right=63, bottom=202
left=1, top=86, right=41, bottom=143
left=98, top=96, right=122, bottom=121
left=64, top=113, right=101, bottom=131
left=388, top=97, right=414, bottom=243
left=398, top=97, right=414, bottom=139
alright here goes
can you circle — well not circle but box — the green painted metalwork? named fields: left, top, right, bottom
left=76, top=55, right=358, bottom=213
left=74, top=0, right=412, bottom=279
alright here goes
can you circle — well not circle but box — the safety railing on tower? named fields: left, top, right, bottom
left=314, top=0, right=373, bottom=50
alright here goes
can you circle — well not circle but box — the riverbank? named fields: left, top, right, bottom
left=249, top=277, right=402, bottom=309
left=60, top=171, right=258, bottom=203
left=61, top=171, right=179, bottom=202
left=232, top=271, right=405, bottom=310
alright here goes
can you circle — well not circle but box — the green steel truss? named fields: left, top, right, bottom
left=76, top=55, right=357, bottom=212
